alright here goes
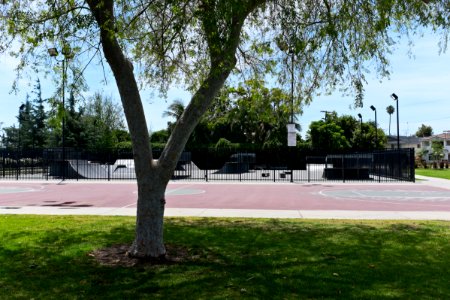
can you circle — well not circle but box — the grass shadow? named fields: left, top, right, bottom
left=0, top=216, right=449, bottom=299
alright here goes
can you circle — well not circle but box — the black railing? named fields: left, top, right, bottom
left=0, top=147, right=415, bottom=182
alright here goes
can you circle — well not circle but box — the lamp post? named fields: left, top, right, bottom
left=290, top=49, right=294, bottom=125
left=357, top=113, right=363, bottom=150
left=370, top=105, right=377, bottom=148
left=17, top=104, right=26, bottom=179
left=391, top=93, right=399, bottom=149
left=357, top=113, right=362, bottom=128
left=18, top=104, right=26, bottom=151
left=320, top=110, right=331, bottom=121
left=48, top=46, right=73, bottom=180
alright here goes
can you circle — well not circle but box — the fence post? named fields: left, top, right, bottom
left=16, top=151, right=19, bottom=180
left=342, top=155, right=345, bottom=183
left=307, top=157, right=310, bottom=183
left=2, top=154, right=5, bottom=178
left=31, top=151, right=34, bottom=175
left=290, top=149, right=294, bottom=183
left=410, top=148, right=415, bottom=182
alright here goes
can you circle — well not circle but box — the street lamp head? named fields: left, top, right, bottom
left=48, top=46, right=74, bottom=59
left=357, top=113, right=362, bottom=119
left=61, top=44, right=74, bottom=59
left=391, top=93, right=398, bottom=101
left=47, top=48, right=58, bottom=57
left=370, top=105, right=376, bottom=111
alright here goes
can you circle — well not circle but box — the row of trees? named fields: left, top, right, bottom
left=156, top=79, right=303, bottom=150
left=1, top=80, right=130, bottom=150
left=157, top=90, right=388, bottom=151
left=307, top=112, right=386, bottom=151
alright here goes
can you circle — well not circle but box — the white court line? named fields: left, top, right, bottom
left=120, top=202, right=137, bottom=209
left=123, top=184, right=205, bottom=209
left=317, top=189, right=450, bottom=208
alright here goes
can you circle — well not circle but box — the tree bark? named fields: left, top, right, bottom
left=87, top=0, right=166, bottom=258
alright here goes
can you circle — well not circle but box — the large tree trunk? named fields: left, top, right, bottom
left=87, top=0, right=167, bottom=258
left=87, top=0, right=256, bottom=259
left=128, top=174, right=167, bottom=258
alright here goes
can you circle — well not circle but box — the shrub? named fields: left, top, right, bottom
left=215, top=138, right=234, bottom=150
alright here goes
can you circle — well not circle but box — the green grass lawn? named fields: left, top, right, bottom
left=416, top=168, right=450, bottom=180
left=1, top=215, right=449, bottom=299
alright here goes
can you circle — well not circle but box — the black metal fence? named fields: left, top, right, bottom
left=0, top=147, right=415, bottom=182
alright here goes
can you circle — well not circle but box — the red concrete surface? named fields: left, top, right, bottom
left=1, top=181, right=450, bottom=212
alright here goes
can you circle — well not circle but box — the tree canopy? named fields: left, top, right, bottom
left=416, top=124, right=433, bottom=137
left=2, top=82, right=127, bottom=150
left=307, top=111, right=386, bottom=151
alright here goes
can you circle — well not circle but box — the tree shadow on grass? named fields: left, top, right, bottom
left=0, top=216, right=449, bottom=299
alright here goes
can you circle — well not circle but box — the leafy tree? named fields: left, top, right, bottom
left=431, top=140, right=444, bottom=163
left=2, top=125, right=18, bottom=150
left=307, top=112, right=386, bottom=150
left=416, top=124, right=433, bottom=137
left=1, top=0, right=447, bottom=259
left=30, top=79, right=48, bottom=148
left=308, top=120, right=350, bottom=151
left=3, top=82, right=48, bottom=149
left=83, top=93, right=126, bottom=149
left=150, top=129, right=169, bottom=149
left=18, top=98, right=34, bottom=150
left=64, top=91, right=86, bottom=148
left=386, top=105, right=395, bottom=136
left=188, top=79, right=302, bottom=149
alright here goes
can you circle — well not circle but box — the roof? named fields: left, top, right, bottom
left=420, top=133, right=450, bottom=141
left=386, top=136, right=420, bottom=144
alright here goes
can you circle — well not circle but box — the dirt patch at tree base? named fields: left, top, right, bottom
left=89, top=243, right=191, bottom=268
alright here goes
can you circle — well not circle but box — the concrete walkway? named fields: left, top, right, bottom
left=0, top=175, right=449, bottom=220
left=2, top=205, right=449, bottom=220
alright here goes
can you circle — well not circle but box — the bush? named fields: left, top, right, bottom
left=215, top=138, right=234, bottom=150
left=115, top=141, right=133, bottom=150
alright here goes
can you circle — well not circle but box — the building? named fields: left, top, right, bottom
left=417, top=132, right=450, bottom=162
left=386, top=135, right=421, bottom=151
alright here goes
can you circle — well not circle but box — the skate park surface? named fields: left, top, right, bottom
left=0, top=175, right=449, bottom=220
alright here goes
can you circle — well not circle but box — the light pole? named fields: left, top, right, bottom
left=17, top=104, right=26, bottom=179
left=370, top=105, right=377, bottom=148
left=18, top=104, right=25, bottom=152
left=48, top=46, right=73, bottom=180
left=290, top=49, right=294, bottom=124
left=357, top=113, right=362, bottom=128
left=357, top=113, right=363, bottom=150
left=391, top=93, right=399, bottom=149
left=320, top=110, right=331, bottom=121
left=286, top=48, right=296, bottom=149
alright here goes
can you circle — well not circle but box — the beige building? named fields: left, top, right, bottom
left=417, top=132, right=450, bottom=162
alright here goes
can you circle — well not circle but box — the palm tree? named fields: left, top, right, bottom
left=386, top=105, right=395, bottom=136
left=162, top=99, right=185, bottom=133
left=162, top=99, right=185, bottom=120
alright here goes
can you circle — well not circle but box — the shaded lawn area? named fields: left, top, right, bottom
left=0, top=215, right=449, bottom=299
left=416, top=168, right=450, bottom=180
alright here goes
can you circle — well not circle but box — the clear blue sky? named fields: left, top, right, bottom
left=1, top=32, right=449, bottom=139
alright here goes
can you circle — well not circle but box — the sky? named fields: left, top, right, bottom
left=1, top=32, right=449, bottom=140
